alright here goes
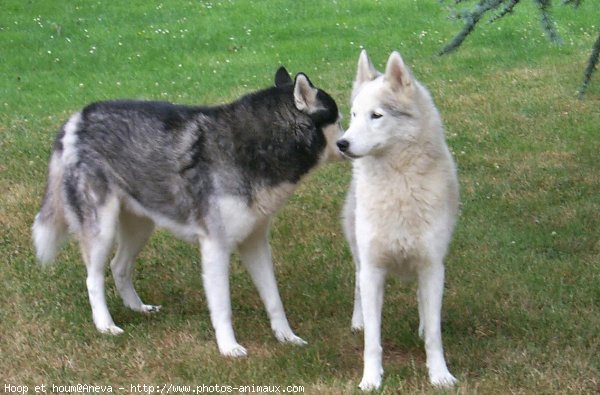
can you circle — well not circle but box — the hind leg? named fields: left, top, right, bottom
left=110, top=209, right=160, bottom=314
left=79, top=196, right=122, bottom=334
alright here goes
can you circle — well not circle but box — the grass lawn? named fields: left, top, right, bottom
left=1, top=0, right=599, bottom=393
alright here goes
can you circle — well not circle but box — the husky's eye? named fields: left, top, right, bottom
left=371, top=112, right=383, bottom=119
left=351, top=112, right=356, bottom=118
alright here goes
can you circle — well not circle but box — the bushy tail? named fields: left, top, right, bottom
left=32, top=151, right=69, bottom=266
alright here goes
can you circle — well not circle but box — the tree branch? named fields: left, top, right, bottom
left=535, top=0, right=562, bottom=44
left=579, top=30, right=600, bottom=97
left=489, top=0, right=521, bottom=23
left=438, top=0, right=507, bottom=56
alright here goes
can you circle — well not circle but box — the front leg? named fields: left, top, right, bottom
left=200, top=239, right=247, bottom=357
left=351, top=266, right=364, bottom=331
left=238, top=222, right=306, bottom=346
left=417, top=262, right=456, bottom=387
left=342, top=183, right=364, bottom=331
left=359, top=263, right=387, bottom=391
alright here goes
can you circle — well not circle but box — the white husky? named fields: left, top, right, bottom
left=337, top=50, right=459, bottom=390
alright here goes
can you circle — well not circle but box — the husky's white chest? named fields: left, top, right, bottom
left=352, top=161, right=446, bottom=274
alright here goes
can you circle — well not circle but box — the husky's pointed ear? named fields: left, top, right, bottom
left=352, top=49, right=380, bottom=100
left=384, top=51, right=412, bottom=91
left=355, top=49, right=379, bottom=85
left=275, top=66, right=293, bottom=87
left=293, top=73, right=319, bottom=113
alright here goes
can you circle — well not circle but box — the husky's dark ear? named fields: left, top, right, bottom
left=384, top=51, right=412, bottom=91
left=275, top=66, right=293, bottom=87
left=352, top=49, right=380, bottom=99
left=293, top=73, right=319, bottom=113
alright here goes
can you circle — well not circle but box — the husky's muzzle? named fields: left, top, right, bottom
left=336, top=138, right=361, bottom=159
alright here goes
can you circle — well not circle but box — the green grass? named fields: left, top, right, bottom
left=1, top=1, right=599, bottom=393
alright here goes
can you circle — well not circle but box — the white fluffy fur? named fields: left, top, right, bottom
left=32, top=113, right=82, bottom=265
left=32, top=157, right=69, bottom=265
left=340, top=50, right=459, bottom=390
left=32, top=212, right=64, bottom=265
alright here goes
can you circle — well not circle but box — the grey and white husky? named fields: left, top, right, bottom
left=32, top=67, right=343, bottom=357
left=337, top=51, right=459, bottom=390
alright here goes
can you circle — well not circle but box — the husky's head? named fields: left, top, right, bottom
left=337, top=50, right=425, bottom=159
left=275, top=67, right=344, bottom=163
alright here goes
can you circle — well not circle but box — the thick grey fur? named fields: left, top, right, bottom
left=45, top=69, right=338, bottom=231
left=32, top=67, right=341, bottom=353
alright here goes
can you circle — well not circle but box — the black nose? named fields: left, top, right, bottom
left=337, top=139, right=350, bottom=152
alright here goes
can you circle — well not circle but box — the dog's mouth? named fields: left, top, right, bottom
left=340, top=150, right=362, bottom=160
left=337, top=139, right=363, bottom=160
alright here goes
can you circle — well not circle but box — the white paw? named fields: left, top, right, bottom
left=430, top=369, right=457, bottom=388
left=98, top=324, right=124, bottom=335
left=140, top=304, right=161, bottom=314
left=220, top=343, right=248, bottom=358
left=351, top=313, right=364, bottom=331
left=274, top=329, right=308, bottom=346
left=359, top=368, right=383, bottom=391
left=359, top=375, right=382, bottom=392
left=271, top=322, right=308, bottom=346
